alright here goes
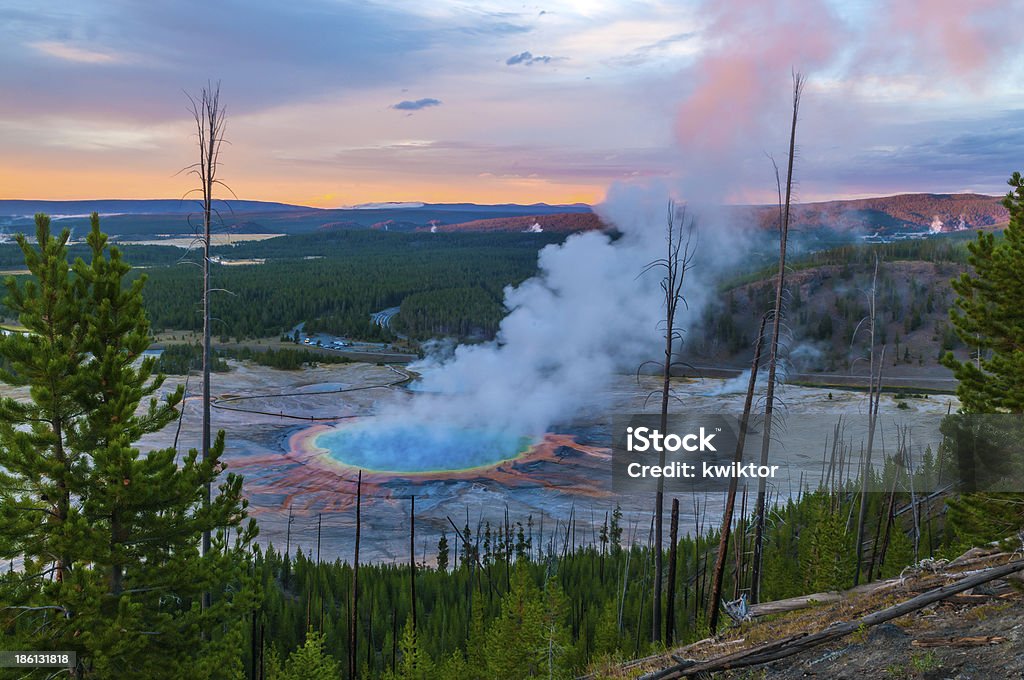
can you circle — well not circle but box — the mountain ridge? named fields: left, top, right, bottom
left=0, top=193, right=1009, bottom=237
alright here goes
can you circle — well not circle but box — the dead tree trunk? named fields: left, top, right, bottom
left=643, top=202, right=695, bottom=644
left=751, top=72, right=804, bottom=604
left=350, top=471, right=361, bottom=679
left=186, top=82, right=228, bottom=613
left=665, top=498, right=680, bottom=644
left=854, top=258, right=885, bottom=586
left=708, top=313, right=768, bottom=631
left=410, top=495, right=417, bottom=635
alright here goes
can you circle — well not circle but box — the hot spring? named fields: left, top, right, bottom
left=308, top=418, right=534, bottom=474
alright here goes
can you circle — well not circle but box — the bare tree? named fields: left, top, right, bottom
left=751, top=72, right=804, bottom=604
left=641, top=201, right=695, bottom=643
left=184, top=82, right=230, bottom=609
left=853, top=257, right=886, bottom=585
left=708, top=312, right=768, bottom=632
left=350, top=471, right=362, bottom=679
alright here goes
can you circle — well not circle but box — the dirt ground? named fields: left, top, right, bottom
left=720, top=597, right=1024, bottom=679
left=608, top=553, right=1024, bottom=680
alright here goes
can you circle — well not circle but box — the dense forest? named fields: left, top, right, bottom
left=1, top=231, right=564, bottom=343
left=155, top=343, right=357, bottom=374
left=0, top=241, right=187, bottom=269
left=136, top=231, right=564, bottom=341
left=0, top=228, right=986, bottom=358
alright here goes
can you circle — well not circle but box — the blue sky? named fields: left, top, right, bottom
left=1, top=0, right=1021, bottom=206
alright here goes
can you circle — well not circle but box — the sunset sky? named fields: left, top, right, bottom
left=1, top=0, right=1020, bottom=208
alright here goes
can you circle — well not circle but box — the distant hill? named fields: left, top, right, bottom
left=0, top=198, right=309, bottom=217
left=0, top=194, right=1008, bottom=239
left=746, top=193, right=1008, bottom=235
left=0, top=200, right=595, bottom=237
left=428, top=212, right=606, bottom=233
left=399, top=202, right=591, bottom=214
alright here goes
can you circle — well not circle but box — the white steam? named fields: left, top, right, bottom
left=392, top=226, right=661, bottom=435
left=701, top=369, right=766, bottom=397
left=374, top=190, right=753, bottom=438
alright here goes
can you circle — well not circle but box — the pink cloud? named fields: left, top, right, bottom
left=674, top=0, right=844, bottom=158
left=883, top=0, right=1006, bottom=78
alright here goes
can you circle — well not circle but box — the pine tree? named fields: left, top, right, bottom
left=435, top=649, right=470, bottom=680
left=0, top=215, right=92, bottom=667
left=0, top=215, right=89, bottom=573
left=799, top=493, right=854, bottom=592
left=942, top=171, right=1024, bottom=542
left=592, top=601, right=621, bottom=658
left=388, top=617, right=432, bottom=680
left=0, top=215, right=258, bottom=678
left=482, top=564, right=570, bottom=678
left=881, top=526, right=915, bottom=579
left=437, top=533, right=449, bottom=572
left=609, top=504, right=623, bottom=555
left=277, top=629, right=341, bottom=680
left=943, top=171, right=1024, bottom=413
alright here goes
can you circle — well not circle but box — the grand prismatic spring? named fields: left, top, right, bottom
left=137, top=361, right=959, bottom=562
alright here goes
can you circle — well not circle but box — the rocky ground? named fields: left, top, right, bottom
left=600, top=550, right=1024, bottom=680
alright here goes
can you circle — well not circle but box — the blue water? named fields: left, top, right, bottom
left=314, top=421, right=532, bottom=473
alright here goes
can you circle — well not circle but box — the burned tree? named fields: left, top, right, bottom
left=184, top=82, right=232, bottom=605
left=641, top=201, right=696, bottom=644
left=708, top=313, right=768, bottom=632
left=751, top=72, right=804, bottom=604
left=853, top=258, right=886, bottom=585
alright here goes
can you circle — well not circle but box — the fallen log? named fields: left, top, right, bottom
left=745, top=551, right=1014, bottom=619
left=639, top=557, right=1024, bottom=680
left=747, top=579, right=899, bottom=618
left=912, top=635, right=1006, bottom=648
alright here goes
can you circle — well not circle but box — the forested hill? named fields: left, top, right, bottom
left=429, top=212, right=605, bottom=233
left=690, top=236, right=975, bottom=373
left=744, top=192, right=1007, bottom=234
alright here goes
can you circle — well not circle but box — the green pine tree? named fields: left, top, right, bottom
left=0, top=214, right=90, bottom=586
left=941, top=171, right=1024, bottom=542
left=437, top=533, right=449, bottom=572
left=435, top=649, right=470, bottom=680
left=799, top=493, right=854, bottom=592
left=276, top=629, right=341, bottom=680
left=387, top=618, right=433, bottom=680
left=881, top=526, right=915, bottom=579
left=0, top=215, right=259, bottom=678
left=482, top=564, right=571, bottom=678
left=943, top=171, right=1024, bottom=413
